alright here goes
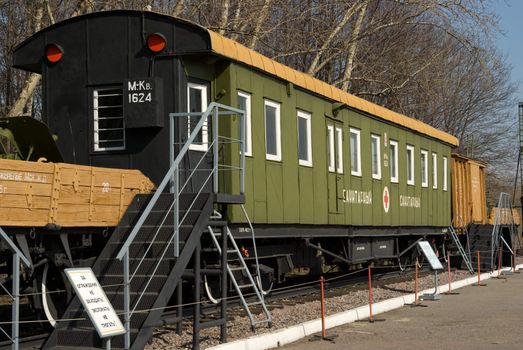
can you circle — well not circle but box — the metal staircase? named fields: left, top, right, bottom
left=42, top=102, right=263, bottom=349
left=207, top=224, right=272, bottom=330
left=468, top=224, right=494, bottom=271
left=42, top=192, right=214, bottom=349
left=490, top=193, right=516, bottom=268
left=0, top=227, right=31, bottom=350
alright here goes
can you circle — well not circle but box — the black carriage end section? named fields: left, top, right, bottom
left=12, top=10, right=217, bottom=185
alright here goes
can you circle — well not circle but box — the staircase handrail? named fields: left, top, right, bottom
left=115, top=102, right=245, bottom=349
left=0, top=227, right=31, bottom=350
left=239, top=204, right=268, bottom=294
left=127, top=139, right=216, bottom=282
left=0, top=228, right=31, bottom=267
left=115, top=102, right=244, bottom=261
left=490, top=192, right=514, bottom=269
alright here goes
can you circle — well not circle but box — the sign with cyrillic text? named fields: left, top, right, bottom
left=64, top=267, right=125, bottom=338
left=417, top=241, right=444, bottom=271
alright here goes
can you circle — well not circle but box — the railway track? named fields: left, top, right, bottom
left=0, top=265, right=434, bottom=350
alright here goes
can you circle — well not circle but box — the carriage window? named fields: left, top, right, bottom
left=335, top=126, right=343, bottom=173
left=297, top=110, right=312, bottom=166
left=350, top=128, right=361, bottom=176
left=238, top=91, right=252, bottom=156
left=406, top=145, right=414, bottom=185
left=93, top=87, right=125, bottom=151
left=327, top=123, right=342, bottom=173
left=432, top=153, right=438, bottom=189
left=421, top=150, right=428, bottom=187
left=327, top=124, right=335, bottom=172
left=371, top=134, right=381, bottom=180
left=264, top=99, right=281, bottom=161
left=390, top=140, right=398, bottom=183
left=443, top=156, right=448, bottom=191
left=188, top=83, right=208, bottom=151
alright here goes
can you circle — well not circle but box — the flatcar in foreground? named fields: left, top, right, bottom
left=0, top=9, right=500, bottom=350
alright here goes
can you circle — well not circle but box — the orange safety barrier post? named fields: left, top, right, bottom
left=444, top=251, right=458, bottom=295
left=408, top=258, right=427, bottom=307
left=495, top=247, right=507, bottom=279
left=415, top=258, right=418, bottom=302
left=368, top=265, right=373, bottom=322
left=320, top=276, right=326, bottom=337
left=474, top=250, right=487, bottom=286
left=311, top=277, right=337, bottom=342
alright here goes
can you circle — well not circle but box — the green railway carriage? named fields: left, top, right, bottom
left=8, top=9, right=459, bottom=300
left=221, top=64, right=455, bottom=230
left=0, top=11, right=469, bottom=347
left=195, top=24, right=459, bottom=263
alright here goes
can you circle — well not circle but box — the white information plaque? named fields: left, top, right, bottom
left=65, top=267, right=126, bottom=338
left=417, top=241, right=444, bottom=270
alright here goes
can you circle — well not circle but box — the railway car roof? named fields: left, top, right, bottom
left=207, top=31, right=458, bottom=147
left=13, top=10, right=458, bottom=146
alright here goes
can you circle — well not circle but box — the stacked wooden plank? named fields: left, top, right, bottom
left=0, top=159, right=155, bottom=227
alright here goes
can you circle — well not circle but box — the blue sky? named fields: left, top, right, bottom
left=493, top=0, right=523, bottom=100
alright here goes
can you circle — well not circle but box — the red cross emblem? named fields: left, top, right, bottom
left=383, top=186, right=390, bottom=213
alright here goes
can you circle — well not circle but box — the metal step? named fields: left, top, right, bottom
left=229, top=266, right=245, bottom=271
left=206, top=223, right=272, bottom=330
left=100, top=257, right=175, bottom=276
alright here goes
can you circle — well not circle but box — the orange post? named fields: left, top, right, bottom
left=414, top=258, right=419, bottom=304
left=320, top=276, right=326, bottom=337
left=447, top=251, right=452, bottom=293
left=368, top=265, right=373, bottom=322
left=477, top=250, right=481, bottom=284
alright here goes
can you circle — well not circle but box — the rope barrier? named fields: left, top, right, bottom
left=6, top=248, right=518, bottom=299
left=2, top=248, right=520, bottom=326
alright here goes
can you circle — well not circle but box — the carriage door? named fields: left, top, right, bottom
left=327, top=121, right=344, bottom=215
left=185, top=81, right=210, bottom=192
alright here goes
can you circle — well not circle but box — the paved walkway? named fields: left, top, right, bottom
left=281, top=271, right=523, bottom=350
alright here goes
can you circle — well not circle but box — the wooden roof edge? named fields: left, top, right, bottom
left=207, top=30, right=459, bottom=147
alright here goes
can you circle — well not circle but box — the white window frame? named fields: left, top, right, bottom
left=335, top=126, right=343, bottom=174
left=432, top=153, right=438, bottom=189
left=421, top=150, right=428, bottom=187
left=297, top=110, right=313, bottom=167
left=371, top=134, right=381, bottom=180
left=350, top=128, right=361, bottom=177
left=327, top=124, right=335, bottom=172
left=237, top=91, right=252, bottom=157
left=187, top=83, right=208, bottom=151
left=93, top=87, right=125, bottom=152
left=443, top=156, right=448, bottom=191
left=406, top=145, right=415, bottom=186
left=390, top=140, right=398, bottom=183
left=264, top=99, right=281, bottom=161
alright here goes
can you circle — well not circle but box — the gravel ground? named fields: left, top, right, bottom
left=145, top=267, right=478, bottom=350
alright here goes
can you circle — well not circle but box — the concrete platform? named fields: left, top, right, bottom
left=282, top=270, right=523, bottom=350
left=208, top=266, right=523, bottom=350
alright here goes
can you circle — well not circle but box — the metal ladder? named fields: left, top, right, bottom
left=490, top=193, right=515, bottom=268
left=207, top=225, right=272, bottom=330
left=448, top=225, right=474, bottom=273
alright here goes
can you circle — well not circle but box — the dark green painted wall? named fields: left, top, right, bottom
left=201, top=61, right=452, bottom=228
